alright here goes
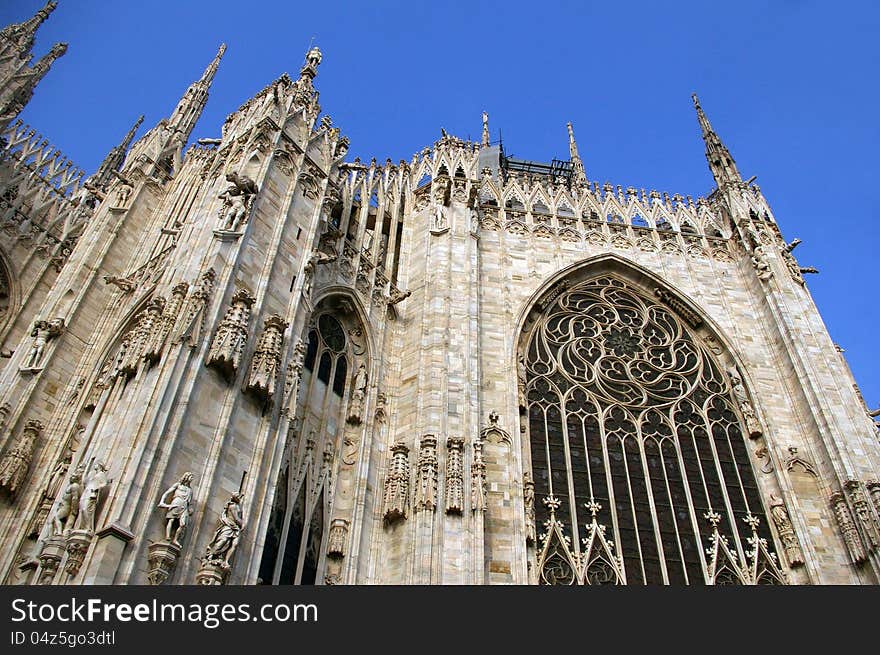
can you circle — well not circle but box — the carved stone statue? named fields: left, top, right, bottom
left=751, top=245, right=772, bottom=281
left=302, top=250, right=336, bottom=298
left=386, top=287, right=411, bottom=306
left=22, top=318, right=63, bottom=369
left=727, top=367, right=762, bottom=438
left=203, top=492, right=244, bottom=566
left=158, top=472, right=195, bottom=545
left=524, top=471, right=536, bottom=545
left=217, top=172, right=258, bottom=232
left=75, top=460, right=109, bottom=533
left=52, top=465, right=83, bottom=536
left=347, top=362, right=368, bottom=424
left=769, top=493, right=804, bottom=566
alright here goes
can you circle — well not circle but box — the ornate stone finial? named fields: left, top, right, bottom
left=566, top=121, right=587, bottom=186
left=481, top=111, right=490, bottom=147
left=585, top=499, right=602, bottom=517
left=703, top=509, right=721, bottom=527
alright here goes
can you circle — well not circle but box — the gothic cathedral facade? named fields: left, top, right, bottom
left=0, top=3, right=878, bottom=586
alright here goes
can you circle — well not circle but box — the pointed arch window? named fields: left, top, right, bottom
left=522, top=275, right=783, bottom=585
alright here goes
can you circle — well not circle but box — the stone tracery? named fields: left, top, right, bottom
left=522, top=273, right=781, bottom=584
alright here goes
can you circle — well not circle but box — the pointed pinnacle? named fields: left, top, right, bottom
left=200, top=43, right=226, bottom=86
left=121, top=115, right=144, bottom=150
left=692, top=92, right=713, bottom=138
left=481, top=111, right=490, bottom=147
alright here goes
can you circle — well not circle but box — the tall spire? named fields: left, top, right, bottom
left=481, top=111, right=490, bottom=147
left=567, top=121, right=587, bottom=185
left=90, top=115, right=144, bottom=188
left=168, top=43, right=226, bottom=141
left=0, top=42, right=67, bottom=125
left=692, top=93, right=742, bottom=189
left=0, top=1, right=57, bottom=61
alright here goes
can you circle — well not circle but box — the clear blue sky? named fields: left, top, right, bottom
left=5, top=0, right=879, bottom=408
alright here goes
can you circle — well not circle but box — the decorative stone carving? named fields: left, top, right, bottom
left=781, top=239, right=818, bottom=285
left=216, top=171, right=258, bottom=233
left=414, top=435, right=438, bottom=513
left=122, top=297, right=165, bottom=376
left=51, top=464, right=83, bottom=536
left=207, top=288, right=255, bottom=379
left=64, top=528, right=92, bottom=577
left=196, top=492, right=244, bottom=585
left=327, top=518, right=349, bottom=559
left=524, top=471, right=536, bottom=545
left=147, top=540, right=181, bottom=586
left=382, top=443, right=409, bottom=523
left=246, top=314, right=288, bottom=401
left=174, top=268, right=215, bottom=347
left=768, top=493, right=804, bottom=567
left=430, top=177, right=449, bottom=234
left=386, top=287, right=411, bottom=306
left=74, top=460, right=109, bottom=533
left=346, top=362, right=368, bottom=424
left=302, top=250, right=336, bottom=299
left=157, top=472, right=195, bottom=546
left=830, top=491, right=866, bottom=564
left=445, top=437, right=464, bottom=514
left=281, top=338, right=307, bottom=416
left=471, top=440, right=486, bottom=512
left=727, top=367, right=762, bottom=438
left=844, top=479, right=880, bottom=550
left=29, top=453, right=70, bottom=537
left=751, top=245, right=773, bottom=281
left=0, top=419, right=43, bottom=498
left=143, top=282, right=187, bottom=362
left=867, top=480, right=880, bottom=518
left=20, top=318, right=63, bottom=371
left=37, top=536, right=66, bottom=585
left=654, top=288, right=702, bottom=328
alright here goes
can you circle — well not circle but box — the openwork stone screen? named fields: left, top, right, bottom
left=524, top=275, right=779, bottom=584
